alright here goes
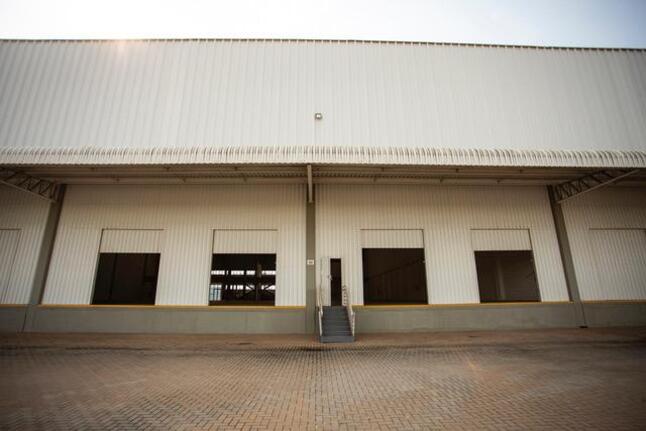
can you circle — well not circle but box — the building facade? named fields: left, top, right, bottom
left=1, top=39, right=645, bottom=334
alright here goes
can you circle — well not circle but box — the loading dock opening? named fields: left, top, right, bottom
left=474, top=250, right=540, bottom=302
left=209, top=254, right=276, bottom=305
left=362, top=248, right=428, bottom=304
left=92, top=253, right=160, bottom=305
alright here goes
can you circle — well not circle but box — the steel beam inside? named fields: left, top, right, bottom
left=0, top=167, right=61, bottom=202
left=552, top=169, right=641, bottom=203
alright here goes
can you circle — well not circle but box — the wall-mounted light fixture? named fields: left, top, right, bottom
left=314, top=113, right=323, bottom=120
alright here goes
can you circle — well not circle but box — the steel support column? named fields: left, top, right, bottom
left=306, top=164, right=313, bottom=203
left=305, top=186, right=316, bottom=334
left=547, top=186, right=587, bottom=328
left=22, top=185, right=67, bottom=332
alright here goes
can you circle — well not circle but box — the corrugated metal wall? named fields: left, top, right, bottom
left=588, top=230, right=646, bottom=299
left=316, top=184, right=569, bottom=305
left=471, top=229, right=532, bottom=251
left=360, top=229, right=424, bottom=248
left=42, top=185, right=306, bottom=305
left=0, top=229, right=21, bottom=303
left=561, top=187, right=646, bottom=300
left=212, top=230, right=277, bottom=254
left=0, top=40, right=645, bottom=157
left=0, top=185, right=50, bottom=304
left=99, top=229, right=163, bottom=253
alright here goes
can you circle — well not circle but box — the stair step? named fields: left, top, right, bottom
left=319, top=305, right=355, bottom=344
left=323, top=326, right=351, bottom=330
left=320, top=335, right=354, bottom=343
left=323, top=323, right=350, bottom=328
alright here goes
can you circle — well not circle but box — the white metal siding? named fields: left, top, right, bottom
left=0, top=229, right=21, bottom=303
left=212, top=230, right=277, bottom=254
left=42, top=185, right=306, bottom=305
left=0, top=41, right=645, bottom=167
left=561, top=187, right=646, bottom=300
left=100, top=229, right=163, bottom=253
left=360, top=229, right=424, bottom=248
left=471, top=229, right=532, bottom=251
left=0, top=185, right=50, bottom=304
left=589, top=229, right=646, bottom=300
left=316, top=184, right=568, bottom=305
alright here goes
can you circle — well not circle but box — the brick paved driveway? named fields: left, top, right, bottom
left=1, top=329, right=645, bottom=430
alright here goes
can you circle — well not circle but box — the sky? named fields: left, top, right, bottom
left=0, top=0, right=645, bottom=48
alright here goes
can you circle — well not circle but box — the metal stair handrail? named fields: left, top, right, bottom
left=316, top=279, right=323, bottom=338
left=341, top=284, right=355, bottom=337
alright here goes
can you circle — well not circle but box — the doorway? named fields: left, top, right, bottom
left=362, top=248, right=427, bottom=304
left=330, top=258, right=342, bottom=306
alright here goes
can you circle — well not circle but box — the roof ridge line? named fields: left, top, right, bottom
left=0, top=37, right=643, bottom=52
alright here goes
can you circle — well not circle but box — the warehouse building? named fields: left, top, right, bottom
left=0, top=39, right=645, bottom=340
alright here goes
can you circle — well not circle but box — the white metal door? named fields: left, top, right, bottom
left=319, top=256, right=331, bottom=306
left=0, top=229, right=21, bottom=304
left=590, top=229, right=646, bottom=300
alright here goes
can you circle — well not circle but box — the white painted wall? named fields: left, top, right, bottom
left=0, top=229, right=21, bottom=303
left=471, top=229, right=531, bottom=251
left=212, top=230, right=277, bottom=254
left=42, top=185, right=306, bottom=306
left=99, top=229, right=163, bottom=253
left=0, top=185, right=50, bottom=304
left=316, top=184, right=569, bottom=305
left=561, top=187, right=646, bottom=300
left=360, top=229, right=424, bottom=248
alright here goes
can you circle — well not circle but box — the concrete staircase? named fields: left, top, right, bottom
left=320, top=306, right=354, bottom=343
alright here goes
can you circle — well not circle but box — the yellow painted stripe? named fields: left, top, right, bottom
left=0, top=304, right=27, bottom=308
left=582, top=300, right=646, bottom=304
left=354, top=301, right=572, bottom=309
left=38, top=304, right=305, bottom=310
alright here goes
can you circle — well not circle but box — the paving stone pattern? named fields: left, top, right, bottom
left=1, top=333, right=645, bottom=430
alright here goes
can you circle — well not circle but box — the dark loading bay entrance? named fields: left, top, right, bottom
left=330, top=258, right=342, bottom=306
left=474, top=250, right=540, bottom=302
left=92, top=253, right=160, bottom=305
left=209, top=254, right=276, bottom=305
left=362, top=248, right=428, bottom=304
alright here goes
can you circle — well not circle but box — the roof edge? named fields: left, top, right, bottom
left=0, top=37, right=644, bottom=52
left=1, top=146, right=645, bottom=169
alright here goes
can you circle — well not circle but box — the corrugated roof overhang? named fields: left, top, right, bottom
left=1, top=146, right=645, bottom=169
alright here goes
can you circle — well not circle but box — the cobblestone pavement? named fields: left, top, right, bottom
left=1, top=329, right=645, bottom=430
